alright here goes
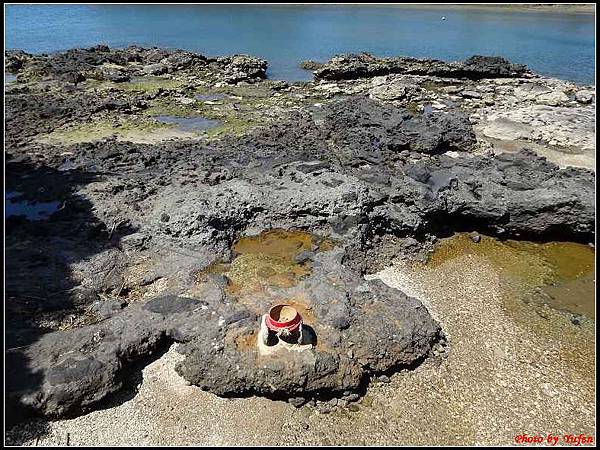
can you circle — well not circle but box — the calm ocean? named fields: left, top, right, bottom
left=5, top=4, right=596, bottom=84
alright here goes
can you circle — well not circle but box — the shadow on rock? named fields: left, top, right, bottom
left=4, top=155, right=133, bottom=429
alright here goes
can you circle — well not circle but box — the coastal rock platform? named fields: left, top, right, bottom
left=4, top=46, right=595, bottom=421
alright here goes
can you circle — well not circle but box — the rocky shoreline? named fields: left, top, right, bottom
left=4, top=46, right=595, bottom=425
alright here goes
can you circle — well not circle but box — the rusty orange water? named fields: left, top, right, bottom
left=428, top=233, right=595, bottom=318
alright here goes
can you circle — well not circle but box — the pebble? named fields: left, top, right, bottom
left=469, top=232, right=481, bottom=243
left=342, top=393, right=360, bottom=402
left=294, top=250, right=314, bottom=264
left=461, top=90, right=483, bottom=99
left=316, top=403, right=333, bottom=414
left=288, top=397, right=307, bottom=408
left=541, top=383, right=558, bottom=397
left=347, top=404, right=360, bottom=412
left=575, top=90, right=594, bottom=104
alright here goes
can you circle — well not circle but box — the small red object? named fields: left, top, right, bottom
left=265, top=304, right=303, bottom=333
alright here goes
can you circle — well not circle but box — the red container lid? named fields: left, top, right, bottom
left=266, top=304, right=303, bottom=332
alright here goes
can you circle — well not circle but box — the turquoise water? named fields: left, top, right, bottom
left=5, top=5, right=595, bottom=84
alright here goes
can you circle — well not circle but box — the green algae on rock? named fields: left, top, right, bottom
left=35, top=116, right=201, bottom=144
left=85, top=75, right=186, bottom=93
left=197, top=229, right=336, bottom=296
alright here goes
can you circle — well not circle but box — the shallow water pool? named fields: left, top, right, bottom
left=429, top=232, right=595, bottom=318
left=5, top=191, right=61, bottom=221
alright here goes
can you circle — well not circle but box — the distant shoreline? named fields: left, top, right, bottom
left=6, top=4, right=596, bottom=14
left=390, top=3, right=595, bottom=15
left=256, top=4, right=595, bottom=15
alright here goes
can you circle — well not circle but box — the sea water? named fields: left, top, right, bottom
left=5, top=4, right=595, bottom=84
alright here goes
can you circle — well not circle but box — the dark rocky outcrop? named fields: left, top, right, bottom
left=6, top=128, right=593, bottom=419
left=216, top=54, right=268, bottom=83
left=7, top=250, right=440, bottom=419
left=5, top=89, right=141, bottom=146
left=314, top=53, right=531, bottom=81
left=320, top=97, right=477, bottom=157
left=300, top=60, right=325, bottom=71
left=5, top=45, right=267, bottom=84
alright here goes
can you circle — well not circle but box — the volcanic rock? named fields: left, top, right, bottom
left=314, top=53, right=530, bottom=81
left=3, top=45, right=595, bottom=424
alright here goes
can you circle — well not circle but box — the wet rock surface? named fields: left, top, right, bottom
left=4, top=47, right=595, bottom=423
